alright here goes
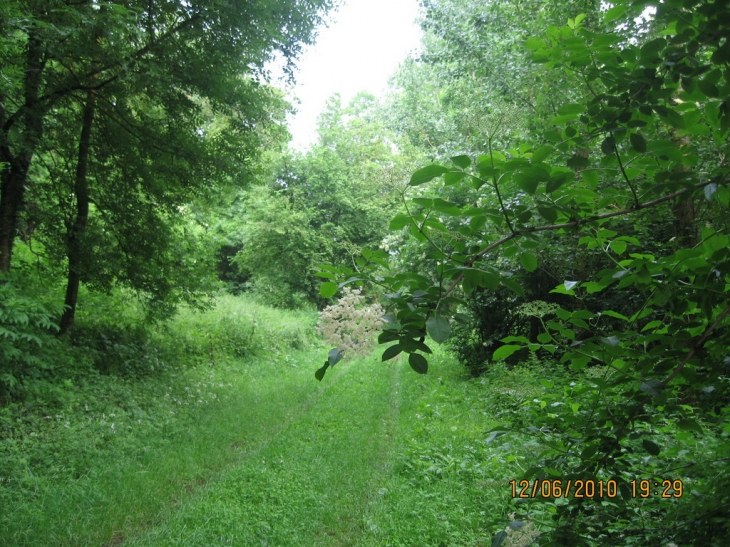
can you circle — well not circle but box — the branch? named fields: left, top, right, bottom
left=614, top=141, right=640, bottom=207
left=660, top=302, right=730, bottom=388
left=438, top=178, right=717, bottom=301
left=3, top=13, right=203, bottom=135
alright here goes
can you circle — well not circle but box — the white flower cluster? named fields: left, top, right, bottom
left=318, top=287, right=385, bottom=360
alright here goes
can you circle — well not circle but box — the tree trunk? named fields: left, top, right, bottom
left=59, top=91, right=96, bottom=335
left=0, top=32, right=46, bottom=273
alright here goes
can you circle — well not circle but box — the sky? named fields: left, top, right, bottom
left=281, top=0, right=423, bottom=151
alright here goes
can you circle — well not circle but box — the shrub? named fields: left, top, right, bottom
left=0, top=277, right=63, bottom=401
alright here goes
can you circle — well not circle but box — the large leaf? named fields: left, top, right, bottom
left=640, top=379, right=663, bottom=397
left=320, top=282, right=338, bottom=298
left=328, top=348, right=344, bottom=367
left=642, top=439, right=661, bottom=456
left=450, top=155, right=471, bottom=169
left=492, top=530, right=509, bottom=547
left=629, top=132, right=647, bottom=153
left=531, top=145, right=554, bottom=163
left=381, top=343, right=402, bottom=361
left=390, top=214, right=412, bottom=230
left=493, top=345, right=522, bottom=360
left=315, top=362, right=328, bottom=381
left=409, top=353, right=428, bottom=374
left=520, top=252, right=538, bottom=272
left=426, top=316, right=451, bottom=344
left=409, top=164, right=449, bottom=186
left=432, top=198, right=462, bottom=216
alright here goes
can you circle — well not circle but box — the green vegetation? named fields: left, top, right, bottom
left=2, top=0, right=729, bottom=545
left=0, top=296, right=526, bottom=546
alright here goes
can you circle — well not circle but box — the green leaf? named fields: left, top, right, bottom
left=629, top=133, right=647, bottom=153
left=582, top=170, right=600, bottom=186
left=520, top=252, right=538, bottom=272
left=677, top=419, right=703, bottom=434
left=470, top=215, right=488, bottom=231
left=557, top=103, right=585, bottom=116
left=462, top=268, right=500, bottom=291
left=642, top=439, right=661, bottom=456
left=698, top=78, right=719, bottom=98
left=444, top=171, right=467, bottom=185
left=567, top=154, right=590, bottom=168
left=604, top=5, right=626, bottom=22
left=412, top=198, right=434, bottom=208
left=320, top=282, right=338, bottom=298
left=390, top=214, right=411, bottom=230
left=409, top=353, right=428, bottom=374
left=640, top=37, right=666, bottom=59
left=513, top=173, right=538, bottom=194
left=426, top=316, right=451, bottom=344
left=546, top=170, right=572, bottom=193
left=501, top=277, right=525, bottom=296
left=432, top=198, right=462, bottom=216
left=328, top=348, right=344, bottom=367
left=493, top=345, right=522, bottom=360
left=378, top=330, right=400, bottom=344
left=531, top=145, right=554, bottom=163
left=711, top=39, right=730, bottom=63
left=609, top=240, right=627, bottom=255
left=537, top=206, right=558, bottom=223
left=601, top=136, right=616, bottom=155
left=524, top=37, right=542, bottom=51
left=382, top=344, right=402, bottom=361
left=450, top=155, right=471, bottom=169
left=315, top=362, right=328, bottom=381
left=601, top=310, right=628, bottom=321
left=409, top=164, right=449, bottom=186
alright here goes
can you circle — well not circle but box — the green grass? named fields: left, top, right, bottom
left=0, top=294, right=535, bottom=547
left=115, top=350, right=527, bottom=547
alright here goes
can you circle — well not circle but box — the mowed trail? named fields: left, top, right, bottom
left=122, top=354, right=404, bottom=547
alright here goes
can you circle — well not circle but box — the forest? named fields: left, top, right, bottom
left=1, top=0, right=729, bottom=545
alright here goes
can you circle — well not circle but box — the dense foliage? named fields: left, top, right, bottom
left=318, top=0, right=730, bottom=545
left=2, top=0, right=730, bottom=545
left=0, top=0, right=334, bottom=395
left=231, top=93, right=420, bottom=307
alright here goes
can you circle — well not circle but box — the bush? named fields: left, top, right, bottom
left=0, top=276, right=63, bottom=401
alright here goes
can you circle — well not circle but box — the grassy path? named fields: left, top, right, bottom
left=115, top=348, right=520, bottom=547
left=3, top=333, right=528, bottom=546
left=122, top=353, right=403, bottom=546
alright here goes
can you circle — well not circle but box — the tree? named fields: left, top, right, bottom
left=234, top=93, right=421, bottom=308
left=384, top=0, right=605, bottom=159
left=0, top=0, right=334, bottom=271
left=1, top=0, right=335, bottom=330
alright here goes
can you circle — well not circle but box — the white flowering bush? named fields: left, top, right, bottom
left=318, top=287, right=385, bottom=360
